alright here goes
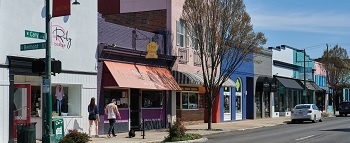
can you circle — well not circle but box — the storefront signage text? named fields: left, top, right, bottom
left=181, top=87, right=198, bottom=91
left=52, top=25, right=72, bottom=49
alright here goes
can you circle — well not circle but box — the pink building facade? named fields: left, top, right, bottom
left=314, top=61, right=333, bottom=113
left=98, top=0, right=236, bottom=123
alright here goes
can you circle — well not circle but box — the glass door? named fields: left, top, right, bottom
left=13, top=84, right=32, bottom=138
left=264, top=92, right=270, bottom=117
left=223, top=87, right=231, bottom=121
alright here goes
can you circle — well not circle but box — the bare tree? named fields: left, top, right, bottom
left=182, top=0, right=266, bottom=129
left=320, top=44, right=350, bottom=112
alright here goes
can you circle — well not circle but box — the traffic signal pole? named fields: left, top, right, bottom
left=43, top=0, right=55, bottom=142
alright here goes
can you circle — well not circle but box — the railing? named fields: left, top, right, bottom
left=178, top=48, right=189, bottom=64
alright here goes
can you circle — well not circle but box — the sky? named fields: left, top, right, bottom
left=244, top=0, right=350, bottom=59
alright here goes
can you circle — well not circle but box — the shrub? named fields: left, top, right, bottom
left=58, top=129, right=91, bottom=143
left=322, top=112, right=330, bottom=118
left=164, top=118, right=202, bottom=142
left=168, top=118, right=186, bottom=138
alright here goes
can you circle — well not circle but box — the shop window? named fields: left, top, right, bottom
left=198, top=94, right=204, bottom=108
left=31, top=86, right=42, bottom=117
left=104, top=89, right=129, bottom=109
left=236, top=95, right=241, bottom=112
left=142, top=91, right=163, bottom=108
left=176, top=20, right=185, bottom=47
left=51, top=85, right=82, bottom=116
left=181, top=92, right=199, bottom=109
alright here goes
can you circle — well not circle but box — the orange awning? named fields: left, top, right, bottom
left=104, top=61, right=181, bottom=90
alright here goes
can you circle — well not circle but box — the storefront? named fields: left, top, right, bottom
left=0, top=1, right=98, bottom=142
left=253, top=49, right=274, bottom=118
left=7, top=57, right=97, bottom=140
left=274, top=76, right=304, bottom=116
left=221, top=53, right=254, bottom=122
left=220, top=76, right=254, bottom=122
left=302, top=81, right=323, bottom=106
left=171, top=70, right=235, bottom=122
left=255, top=76, right=275, bottom=118
left=97, top=45, right=180, bottom=133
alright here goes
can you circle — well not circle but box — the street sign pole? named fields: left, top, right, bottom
left=43, top=0, right=55, bottom=142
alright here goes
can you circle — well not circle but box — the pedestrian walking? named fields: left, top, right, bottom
left=105, top=99, right=121, bottom=138
left=88, top=97, right=99, bottom=137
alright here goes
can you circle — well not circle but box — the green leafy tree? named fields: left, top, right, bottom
left=319, top=44, right=350, bottom=112
left=182, top=0, right=266, bottom=129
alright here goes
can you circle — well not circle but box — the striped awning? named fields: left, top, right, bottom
left=171, top=70, right=236, bottom=87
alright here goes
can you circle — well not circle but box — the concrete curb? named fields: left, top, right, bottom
left=194, top=122, right=289, bottom=136
left=155, top=137, right=208, bottom=143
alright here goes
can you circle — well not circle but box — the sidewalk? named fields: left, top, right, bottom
left=89, top=116, right=290, bottom=143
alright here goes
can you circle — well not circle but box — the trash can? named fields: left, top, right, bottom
left=17, top=122, right=37, bottom=143
left=52, top=118, right=64, bottom=142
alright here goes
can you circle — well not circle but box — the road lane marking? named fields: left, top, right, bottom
left=295, top=135, right=315, bottom=141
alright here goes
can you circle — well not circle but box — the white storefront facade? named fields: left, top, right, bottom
left=0, top=1, right=97, bottom=142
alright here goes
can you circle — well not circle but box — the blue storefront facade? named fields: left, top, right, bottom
left=220, top=54, right=254, bottom=122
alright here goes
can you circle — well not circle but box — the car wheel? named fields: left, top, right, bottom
left=312, top=115, right=317, bottom=123
left=345, top=114, right=348, bottom=117
left=291, top=120, right=296, bottom=124
left=319, top=117, right=323, bottom=122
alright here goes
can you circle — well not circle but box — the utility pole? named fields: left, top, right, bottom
left=43, top=0, right=55, bottom=142
left=326, top=44, right=335, bottom=115
left=303, top=49, right=306, bottom=102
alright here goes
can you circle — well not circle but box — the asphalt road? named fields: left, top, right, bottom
left=206, top=117, right=350, bottom=143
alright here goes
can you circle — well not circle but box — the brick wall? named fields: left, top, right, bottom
left=176, top=109, right=204, bottom=121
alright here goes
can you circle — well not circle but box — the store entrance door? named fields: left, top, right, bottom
left=13, top=84, right=32, bottom=138
left=264, top=92, right=270, bottom=118
left=255, top=92, right=262, bottom=118
left=130, top=89, right=141, bottom=130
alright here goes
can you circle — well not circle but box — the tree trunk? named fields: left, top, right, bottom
left=207, top=97, right=212, bottom=130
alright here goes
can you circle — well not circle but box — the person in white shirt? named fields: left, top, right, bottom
left=55, top=85, right=64, bottom=115
left=105, top=99, right=121, bottom=138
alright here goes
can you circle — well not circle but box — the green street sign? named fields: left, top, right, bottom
left=25, top=30, right=46, bottom=40
left=20, top=42, right=46, bottom=51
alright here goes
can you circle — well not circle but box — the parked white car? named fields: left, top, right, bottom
left=291, top=104, right=323, bottom=123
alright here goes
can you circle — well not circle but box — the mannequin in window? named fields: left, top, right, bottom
left=55, top=85, right=65, bottom=115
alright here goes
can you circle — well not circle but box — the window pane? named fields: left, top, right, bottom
left=188, top=93, right=198, bottom=109
left=142, top=91, right=163, bottom=108
left=194, top=39, right=199, bottom=50
left=176, top=20, right=180, bottom=45
left=104, top=89, right=129, bottom=109
left=179, top=35, right=184, bottom=47
left=179, top=21, right=184, bottom=34
left=295, top=105, right=310, bottom=109
left=182, top=92, right=188, bottom=109
left=198, top=94, right=204, bottom=108
left=236, top=96, right=241, bottom=112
